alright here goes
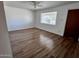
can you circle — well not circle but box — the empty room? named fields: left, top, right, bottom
left=0, top=1, right=79, bottom=58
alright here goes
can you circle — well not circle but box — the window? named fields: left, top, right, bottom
left=41, top=12, right=57, bottom=25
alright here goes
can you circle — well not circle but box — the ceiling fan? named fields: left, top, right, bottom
left=30, top=1, right=42, bottom=8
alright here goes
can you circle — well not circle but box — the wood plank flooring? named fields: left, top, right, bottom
left=9, top=28, right=79, bottom=58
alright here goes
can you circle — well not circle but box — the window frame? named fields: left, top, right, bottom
left=40, top=11, right=57, bottom=25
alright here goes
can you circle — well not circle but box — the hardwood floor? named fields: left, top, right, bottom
left=9, top=28, right=79, bottom=58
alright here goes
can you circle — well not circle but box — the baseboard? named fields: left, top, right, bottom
left=35, top=27, right=62, bottom=37
left=8, top=27, right=36, bottom=32
left=0, top=54, right=12, bottom=58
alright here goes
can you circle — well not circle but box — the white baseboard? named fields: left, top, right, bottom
left=0, top=55, right=12, bottom=58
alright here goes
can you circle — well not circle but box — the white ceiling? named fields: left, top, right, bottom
left=4, top=1, right=77, bottom=10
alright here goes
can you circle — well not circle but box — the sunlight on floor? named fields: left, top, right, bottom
left=39, top=34, right=54, bottom=50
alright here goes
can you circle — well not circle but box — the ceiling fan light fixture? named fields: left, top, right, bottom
left=30, top=1, right=42, bottom=8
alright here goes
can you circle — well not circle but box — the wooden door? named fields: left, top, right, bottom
left=64, top=9, right=79, bottom=42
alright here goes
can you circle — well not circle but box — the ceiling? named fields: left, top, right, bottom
left=4, top=1, right=77, bottom=10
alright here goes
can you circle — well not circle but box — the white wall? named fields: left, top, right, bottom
left=0, top=2, right=12, bottom=57
left=4, top=6, right=34, bottom=31
left=35, top=2, right=79, bottom=36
